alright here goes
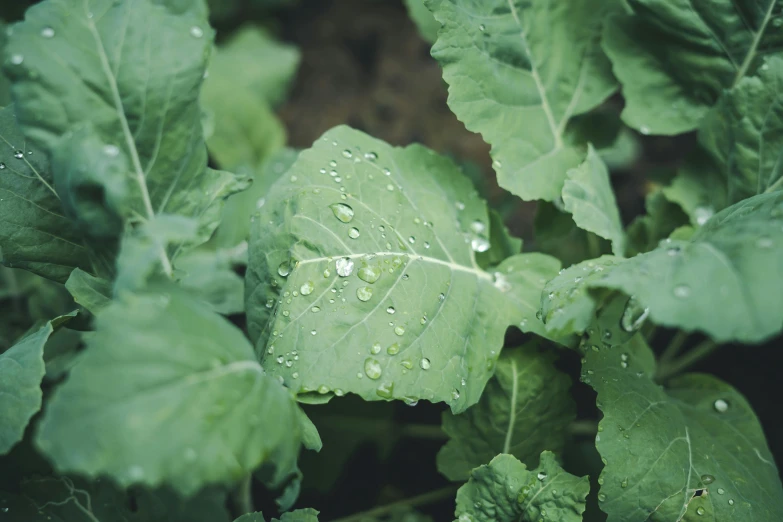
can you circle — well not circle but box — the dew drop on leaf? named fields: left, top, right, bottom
left=300, top=280, right=314, bottom=295
left=342, top=149, right=352, bottom=158
left=386, top=306, right=395, bottom=314
left=696, top=507, right=705, bottom=516
left=621, top=295, right=650, bottom=332
left=717, top=488, right=725, bottom=495
left=728, top=499, right=735, bottom=505
left=694, top=206, right=714, bottom=226
left=329, top=203, right=354, bottom=223
left=394, top=326, right=405, bottom=336
left=336, top=257, right=354, bottom=277
left=537, top=471, right=547, bottom=481
left=713, top=399, right=729, bottom=413
left=0, top=163, right=5, bottom=169
left=364, top=151, right=377, bottom=161
left=420, top=358, right=431, bottom=370
left=41, top=27, right=55, bottom=38
left=376, top=382, right=394, bottom=399
left=13, top=150, right=23, bottom=159
left=356, top=286, right=373, bottom=302
left=364, top=358, right=382, bottom=379
left=370, top=342, right=382, bottom=355
left=701, top=474, right=715, bottom=484
left=358, top=265, right=381, bottom=283
left=10, top=54, right=23, bottom=65
left=189, top=26, right=204, bottom=38
left=386, top=343, right=400, bottom=355
left=348, top=227, right=360, bottom=239
left=278, top=261, right=292, bottom=277
left=673, top=284, right=691, bottom=298
left=471, top=237, right=490, bottom=252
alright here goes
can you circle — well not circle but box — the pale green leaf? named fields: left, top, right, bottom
left=0, top=312, right=74, bottom=454
left=65, top=268, right=112, bottom=315
left=404, top=0, right=440, bottom=43
left=4, top=0, right=242, bottom=247
left=35, top=292, right=301, bottom=495
left=174, top=247, right=244, bottom=315
left=0, top=106, right=105, bottom=282
left=437, top=344, right=575, bottom=481
left=603, top=0, right=783, bottom=135
left=455, top=452, right=589, bottom=522
left=562, top=146, right=625, bottom=255
left=582, top=326, right=783, bottom=521
left=542, top=192, right=783, bottom=343
left=428, top=0, right=620, bottom=201
left=246, top=126, right=561, bottom=413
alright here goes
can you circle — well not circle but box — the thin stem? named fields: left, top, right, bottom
left=232, top=475, right=254, bottom=517
left=764, top=174, right=783, bottom=194
left=570, top=420, right=598, bottom=437
left=399, top=424, right=447, bottom=440
left=656, top=339, right=720, bottom=382
left=331, top=485, right=459, bottom=522
left=659, top=331, right=689, bottom=366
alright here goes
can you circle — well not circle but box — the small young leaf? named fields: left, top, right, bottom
left=582, top=328, right=783, bottom=521
left=542, top=192, right=783, bottom=343
left=35, top=292, right=301, bottom=495
left=245, top=126, right=562, bottom=412
left=64, top=268, right=112, bottom=315
left=455, top=452, right=589, bottom=522
left=562, top=146, right=626, bottom=255
left=437, top=344, right=575, bottom=481
left=0, top=311, right=75, bottom=454
left=603, top=0, right=783, bottom=135
left=428, top=0, right=621, bottom=201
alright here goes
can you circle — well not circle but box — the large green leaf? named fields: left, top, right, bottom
left=36, top=292, right=301, bottom=495
left=4, top=0, right=242, bottom=251
left=603, top=0, right=783, bottom=135
left=582, top=327, right=783, bottom=521
left=455, top=452, right=590, bottom=522
left=562, top=146, right=625, bottom=255
left=428, top=0, right=620, bottom=201
left=541, top=192, right=783, bottom=343
left=0, top=106, right=106, bottom=282
left=436, top=344, right=575, bottom=481
left=246, top=126, right=561, bottom=413
left=0, top=312, right=74, bottom=454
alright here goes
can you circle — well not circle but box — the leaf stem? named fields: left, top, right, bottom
left=658, top=331, right=688, bottom=366
left=656, top=339, right=720, bottom=382
left=330, top=485, right=459, bottom=522
left=232, top=475, right=254, bottom=517
left=399, top=424, right=447, bottom=440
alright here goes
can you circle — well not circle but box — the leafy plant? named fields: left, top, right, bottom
left=0, top=0, right=782, bottom=521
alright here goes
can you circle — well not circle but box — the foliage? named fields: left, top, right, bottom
left=0, top=0, right=781, bottom=521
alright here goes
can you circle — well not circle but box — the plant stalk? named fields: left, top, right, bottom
left=330, top=485, right=459, bottom=522
left=656, top=339, right=719, bottom=382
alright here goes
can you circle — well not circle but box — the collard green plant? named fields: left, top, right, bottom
left=1, top=0, right=782, bottom=521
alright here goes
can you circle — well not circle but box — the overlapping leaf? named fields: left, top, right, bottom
left=437, top=344, right=575, bottom=481
left=428, top=0, right=621, bottom=201
left=36, top=292, right=301, bottom=495
left=455, top=452, right=589, bottom=522
left=581, top=326, right=783, bottom=521
left=246, top=126, right=561, bottom=412
left=603, top=0, right=783, bottom=135
left=541, top=192, right=783, bottom=343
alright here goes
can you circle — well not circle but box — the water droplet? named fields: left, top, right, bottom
left=13, top=150, right=24, bottom=159
left=696, top=507, right=705, bottom=516
left=717, top=488, right=725, bottom=495
left=317, top=385, right=330, bottom=394
left=386, top=184, right=395, bottom=191
left=756, top=236, right=773, bottom=249
left=364, top=151, right=377, bottom=161
left=537, top=471, right=547, bottom=481
left=673, top=284, right=691, bottom=298
left=386, top=306, right=396, bottom=314
left=190, top=26, right=204, bottom=38
left=310, top=330, right=317, bottom=336
left=330, top=203, right=355, bottom=223
left=336, top=257, right=355, bottom=277
left=404, top=396, right=419, bottom=406
left=383, top=167, right=392, bottom=176
left=598, top=493, right=607, bottom=502
left=728, top=499, right=734, bottom=506
left=597, top=477, right=604, bottom=485
left=348, top=227, right=360, bottom=239
left=479, top=23, right=486, bottom=31
left=701, top=474, right=715, bottom=485
left=300, top=281, right=314, bottom=295
left=713, top=399, right=729, bottom=413
left=342, top=149, right=352, bottom=158
left=10, top=54, right=23, bottom=65
left=420, top=315, right=427, bottom=325
left=408, top=236, right=416, bottom=244
left=471, top=237, right=490, bottom=252
left=451, top=389, right=460, bottom=400
left=387, top=342, right=400, bottom=355
left=358, top=265, right=381, bottom=283
left=621, top=479, right=628, bottom=488
left=394, top=326, right=405, bottom=336
left=41, top=27, right=55, bottom=38
left=276, top=356, right=284, bottom=364
left=493, top=272, right=511, bottom=292
left=364, top=358, right=382, bottom=379
left=621, top=295, right=650, bottom=333
left=376, top=381, right=394, bottom=399
left=357, top=286, right=373, bottom=301
left=438, top=292, right=446, bottom=302
left=370, top=342, right=382, bottom=355
left=420, top=358, right=431, bottom=370
left=639, top=125, right=650, bottom=135
left=694, top=206, right=714, bottom=226
left=456, top=201, right=465, bottom=211
left=278, top=261, right=292, bottom=277
left=0, top=163, right=5, bottom=169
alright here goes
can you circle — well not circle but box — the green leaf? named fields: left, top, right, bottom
left=475, top=209, right=522, bottom=269
left=542, top=192, right=783, bottom=343
left=455, top=452, right=590, bottom=522
left=35, top=292, right=301, bottom=495
left=274, top=509, right=320, bottom=522
left=4, top=0, right=242, bottom=249
left=0, top=106, right=103, bottom=282
left=64, top=268, right=112, bottom=315
left=0, top=475, right=231, bottom=522
left=603, top=0, right=783, bottom=135
left=533, top=202, right=607, bottom=268
left=245, top=126, right=562, bottom=412
left=428, top=0, right=620, bottom=201
left=582, top=327, right=783, bottom=521
left=235, top=514, right=267, bottom=522
left=404, top=0, right=440, bottom=43
left=437, top=344, right=575, bottom=481
left=174, top=247, right=244, bottom=315
left=625, top=190, right=689, bottom=256
left=0, top=312, right=74, bottom=454
left=562, top=146, right=625, bottom=255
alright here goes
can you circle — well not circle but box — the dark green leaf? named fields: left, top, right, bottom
left=274, top=508, right=320, bottom=522
left=455, top=451, right=590, bottom=522
left=437, top=344, right=575, bottom=481
left=35, top=292, right=301, bottom=495
left=625, top=190, right=689, bottom=256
